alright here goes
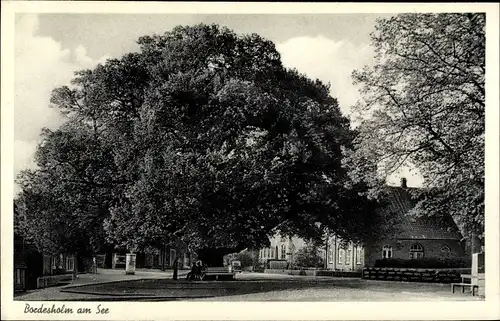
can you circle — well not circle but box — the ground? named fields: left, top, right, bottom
left=15, top=268, right=482, bottom=301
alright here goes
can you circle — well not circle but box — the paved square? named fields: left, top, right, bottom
left=15, top=270, right=483, bottom=301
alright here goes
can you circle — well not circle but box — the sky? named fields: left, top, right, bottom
left=14, top=13, right=422, bottom=188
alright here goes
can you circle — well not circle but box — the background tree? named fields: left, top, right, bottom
left=15, top=123, right=113, bottom=275
left=16, top=24, right=384, bottom=269
left=345, top=13, right=485, bottom=244
left=14, top=53, right=148, bottom=268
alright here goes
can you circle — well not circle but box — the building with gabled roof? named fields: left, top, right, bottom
left=362, top=178, right=465, bottom=266
left=257, top=177, right=466, bottom=271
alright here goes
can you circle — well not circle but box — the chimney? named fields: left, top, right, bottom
left=400, top=177, right=408, bottom=188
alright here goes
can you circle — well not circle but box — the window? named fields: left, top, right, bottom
left=66, top=256, right=74, bottom=271
left=345, top=248, right=351, bottom=265
left=441, top=245, right=451, bottom=253
left=51, top=257, right=56, bottom=269
left=59, top=254, right=64, bottom=268
left=275, top=246, right=278, bottom=259
left=271, top=247, right=275, bottom=258
left=328, top=248, right=334, bottom=263
left=409, top=243, right=424, bottom=259
left=356, top=247, right=362, bottom=264
left=382, top=245, right=393, bottom=259
left=281, top=244, right=286, bottom=259
left=338, top=248, right=345, bottom=264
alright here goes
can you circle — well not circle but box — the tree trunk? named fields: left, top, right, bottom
left=77, top=255, right=85, bottom=273
left=161, top=243, right=166, bottom=272
left=197, top=246, right=246, bottom=267
left=173, top=258, right=179, bottom=280
left=105, top=246, right=113, bottom=268
left=72, top=253, right=78, bottom=282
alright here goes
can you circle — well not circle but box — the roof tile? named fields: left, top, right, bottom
left=383, top=187, right=463, bottom=240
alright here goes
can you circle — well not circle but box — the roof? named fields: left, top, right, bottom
left=382, top=186, right=463, bottom=240
left=14, top=250, right=27, bottom=269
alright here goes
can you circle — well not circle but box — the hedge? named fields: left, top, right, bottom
left=315, top=270, right=361, bottom=278
left=362, top=267, right=471, bottom=283
left=374, top=257, right=471, bottom=268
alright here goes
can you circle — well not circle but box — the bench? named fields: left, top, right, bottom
left=451, top=283, right=479, bottom=295
left=200, top=267, right=235, bottom=281
left=451, top=274, right=482, bottom=296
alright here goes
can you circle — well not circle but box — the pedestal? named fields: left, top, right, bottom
left=125, top=253, right=136, bottom=275
left=472, top=252, right=485, bottom=297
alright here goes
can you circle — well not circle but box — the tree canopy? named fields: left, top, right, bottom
left=16, top=24, right=383, bottom=265
left=344, top=13, right=485, bottom=238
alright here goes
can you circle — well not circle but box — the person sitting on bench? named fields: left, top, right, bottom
left=196, top=260, right=205, bottom=278
left=187, top=262, right=202, bottom=281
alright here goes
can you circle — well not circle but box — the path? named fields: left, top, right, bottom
left=15, top=268, right=187, bottom=301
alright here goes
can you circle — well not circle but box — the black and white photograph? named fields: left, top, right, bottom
left=2, top=2, right=499, bottom=320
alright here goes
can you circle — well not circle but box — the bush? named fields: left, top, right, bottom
left=293, top=243, right=324, bottom=268
left=224, top=250, right=257, bottom=268
left=374, top=257, right=471, bottom=268
left=235, top=251, right=255, bottom=268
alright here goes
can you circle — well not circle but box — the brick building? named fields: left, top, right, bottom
left=258, top=178, right=465, bottom=271
left=363, top=179, right=465, bottom=266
